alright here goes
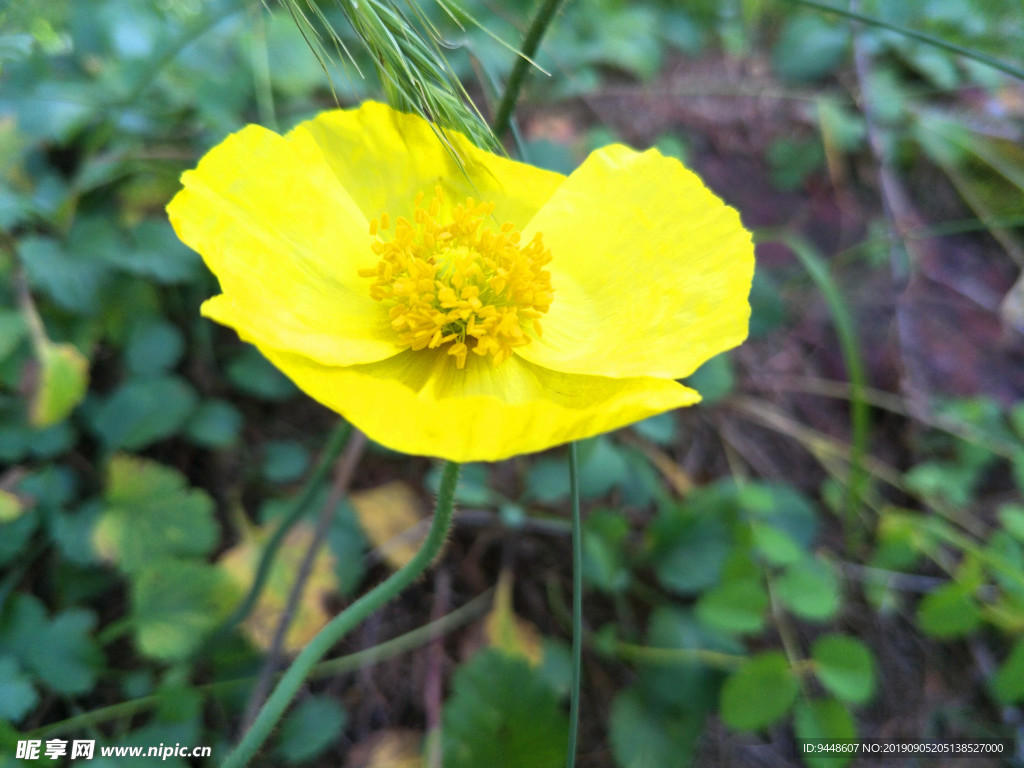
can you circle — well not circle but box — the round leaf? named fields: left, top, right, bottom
left=720, top=651, right=799, bottom=731
left=794, top=698, right=857, bottom=768
left=125, top=318, right=184, bottom=375
left=916, top=582, right=981, bottom=639
left=811, top=634, right=876, bottom=705
left=695, top=579, right=768, bottom=635
left=775, top=557, right=841, bottom=621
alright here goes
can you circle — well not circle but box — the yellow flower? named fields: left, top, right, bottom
left=167, top=102, right=754, bottom=462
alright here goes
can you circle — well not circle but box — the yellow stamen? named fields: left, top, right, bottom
left=361, top=188, right=553, bottom=369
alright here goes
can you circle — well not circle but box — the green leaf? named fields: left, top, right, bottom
left=125, top=318, right=184, bottom=375
left=1010, top=404, right=1024, bottom=442
left=582, top=509, right=631, bottom=594
left=999, top=504, right=1024, bottom=542
left=916, top=581, right=982, bottom=638
left=775, top=557, right=841, bottom=621
left=0, top=309, right=27, bottom=362
left=811, top=634, right=876, bottom=705
left=720, top=651, right=799, bottom=731
left=50, top=500, right=103, bottom=565
left=767, top=137, right=825, bottom=191
left=106, top=220, right=201, bottom=284
left=991, top=638, right=1024, bottom=703
left=905, top=461, right=981, bottom=508
left=89, top=375, right=197, bottom=450
left=751, top=522, right=805, bottom=566
left=93, top=454, right=218, bottom=573
left=651, top=506, right=732, bottom=595
left=19, top=235, right=109, bottom=314
left=577, top=436, right=628, bottom=499
left=0, top=490, right=23, bottom=523
left=0, top=512, right=36, bottom=567
left=0, top=656, right=38, bottom=722
left=537, top=637, right=573, bottom=699
left=442, top=650, right=567, bottom=768
left=793, top=698, right=857, bottom=768
left=275, top=694, right=347, bottom=763
left=132, top=560, right=234, bottom=661
left=524, top=458, right=569, bottom=504
left=695, top=579, right=768, bottom=635
left=772, top=13, right=850, bottom=83
left=0, top=595, right=102, bottom=696
left=742, top=482, right=821, bottom=550
left=683, top=353, right=735, bottom=404
left=226, top=347, right=297, bottom=400
left=30, top=340, right=89, bottom=427
left=748, top=269, right=786, bottom=338
left=609, top=686, right=702, bottom=768
left=261, top=440, right=310, bottom=484
left=184, top=399, right=243, bottom=448
left=632, top=413, right=677, bottom=446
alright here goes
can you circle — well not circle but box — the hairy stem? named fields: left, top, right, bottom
left=223, top=460, right=461, bottom=768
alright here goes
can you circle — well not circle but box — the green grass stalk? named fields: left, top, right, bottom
left=777, top=234, right=871, bottom=552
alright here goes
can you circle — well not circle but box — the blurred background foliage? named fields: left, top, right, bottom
left=1, top=0, right=1024, bottom=765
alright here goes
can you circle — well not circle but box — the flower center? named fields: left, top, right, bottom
left=359, top=188, right=553, bottom=369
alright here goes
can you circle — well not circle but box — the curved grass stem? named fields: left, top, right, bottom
left=223, top=460, right=461, bottom=768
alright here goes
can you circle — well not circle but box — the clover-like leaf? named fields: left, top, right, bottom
left=93, top=454, right=218, bottom=573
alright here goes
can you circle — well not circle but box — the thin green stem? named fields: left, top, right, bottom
left=491, top=0, right=567, bottom=138
left=776, top=234, right=870, bottom=553
left=223, top=460, right=461, bottom=768
left=565, top=442, right=582, bottom=768
left=616, top=641, right=746, bottom=671
left=30, top=589, right=489, bottom=740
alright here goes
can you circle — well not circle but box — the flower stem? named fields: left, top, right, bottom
left=566, top=441, right=582, bottom=768
left=491, top=0, right=567, bottom=138
left=223, top=460, right=461, bottom=768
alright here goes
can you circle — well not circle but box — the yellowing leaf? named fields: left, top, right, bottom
left=0, top=490, right=24, bottom=523
left=218, top=522, right=339, bottom=652
left=30, top=340, right=89, bottom=427
left=93, top=454, right=218, bottom=573
left=348, top=729, right=424, bottom=768
left=351, top=481, right=425, bottom=570
left=483, top=570, right=543, bottom=667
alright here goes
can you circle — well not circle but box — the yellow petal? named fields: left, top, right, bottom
left=286, top=102, right=565, bottom=230
left=167, top=123, right=400, bottom=366
left=517, top=144, right=754, bottom=379
left=258, top=348, right=700, bottom=463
